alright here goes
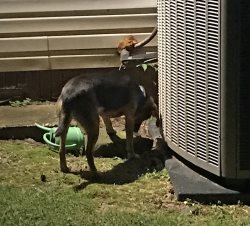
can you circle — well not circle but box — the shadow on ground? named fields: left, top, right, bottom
left=72, top=135, right=169, bottom=191
left=94, top=134, right=154, bottom=159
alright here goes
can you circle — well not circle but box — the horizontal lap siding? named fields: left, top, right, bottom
left=0, top=0, right=156, bottom=17
left=0, top=0, right=157, bottom=72
left=0, top=14, right=156, bottom=35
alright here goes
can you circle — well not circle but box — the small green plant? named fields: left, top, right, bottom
left=137, top=63, right=158, bottom=72
left=9, top=98, right=50, bottom=107
left=9, top=98, right=32, bottom=107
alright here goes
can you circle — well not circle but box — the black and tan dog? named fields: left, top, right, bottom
left=55, top=68, right=158, bottom=176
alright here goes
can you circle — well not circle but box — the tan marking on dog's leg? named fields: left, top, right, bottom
left=59, top=130, right=70, bottom=173
left=56, top=97, right=62, bottom=116
left=57, top=108, right=71, bottom=173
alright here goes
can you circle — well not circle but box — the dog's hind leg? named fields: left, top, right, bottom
left=55, top=108, right=72, bottom=173
left=74, top=111, right=99, bottom=177
left=85, top=126, right=99, bottom=176
left=59, top=127, right=70, bottom=173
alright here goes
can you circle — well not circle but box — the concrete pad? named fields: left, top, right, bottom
left=0, top=104, right=58, bottom=141
left=0, top=104, right=58, bottom=127
left=0, top=104, right=153, bottom=154
left=165, top=157, right=250, bottom=204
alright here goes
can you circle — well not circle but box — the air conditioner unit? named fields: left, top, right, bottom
left=157, top=0, right=250, bottom=180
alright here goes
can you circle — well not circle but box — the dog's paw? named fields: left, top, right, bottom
left=91, top=172, right=101, bottom=182
left=127, top=153, right=140, bottom=160
left=107, top=131, right=117, bottom=136
left=133, top=132, right=140, bottom=138
left=60, top=165, right=71, bottom=173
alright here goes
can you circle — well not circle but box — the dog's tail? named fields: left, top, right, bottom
left=55, top=96, right=70, bottom=137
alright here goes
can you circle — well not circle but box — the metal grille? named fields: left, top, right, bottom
left=158, top=0, right=220, bottom=170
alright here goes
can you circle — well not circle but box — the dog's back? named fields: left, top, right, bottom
left=57, top=69, right=148, bottom=119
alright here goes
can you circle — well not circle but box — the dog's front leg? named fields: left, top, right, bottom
left=101, top=116, right=117, bottom=135
left=125, top=115, right=139, bottom=159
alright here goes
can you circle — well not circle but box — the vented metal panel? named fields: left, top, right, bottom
left=158, top=0, right=221, bottom=174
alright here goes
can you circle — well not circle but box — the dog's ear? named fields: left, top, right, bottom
left=117, top=35, right=138, bottom=54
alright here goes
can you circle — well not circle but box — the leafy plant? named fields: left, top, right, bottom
left=9, top=98, right=32, bottom=107
left=137, top=63, right=158, bottom=72
left=9, top=98, right=50, bottom=107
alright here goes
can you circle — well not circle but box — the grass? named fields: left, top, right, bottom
left=0, top=139, right=250, bottom=226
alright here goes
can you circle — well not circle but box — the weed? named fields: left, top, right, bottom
left=9, top=98, right=50, bottom=107
left=9, top=98, right=32, bottom=107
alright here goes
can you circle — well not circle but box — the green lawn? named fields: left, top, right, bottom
left=0, top=140, right=250, bottom=226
